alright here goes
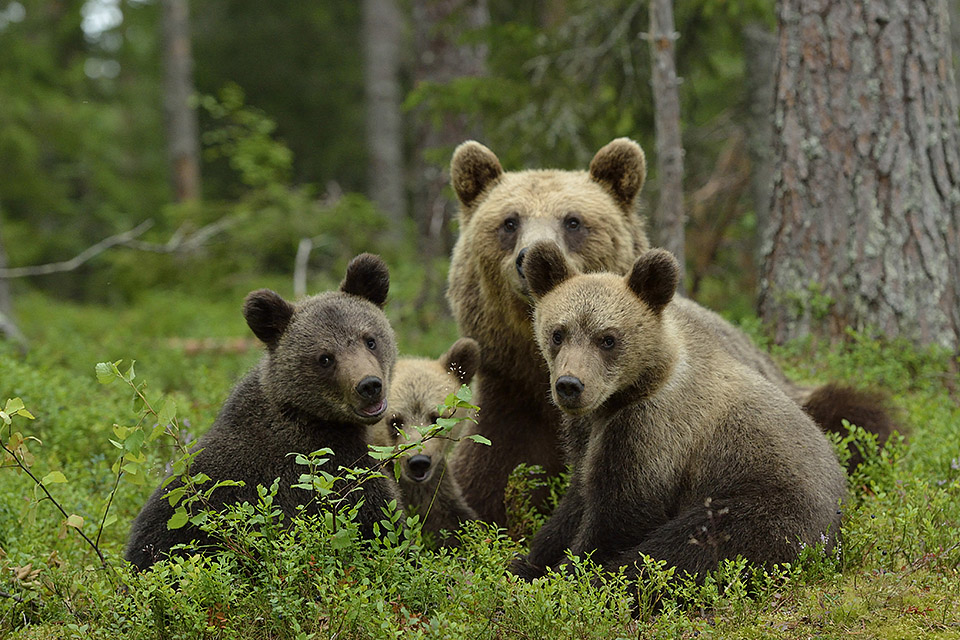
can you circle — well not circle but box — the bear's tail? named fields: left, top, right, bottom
left=800, top=383, right=899, bottom=469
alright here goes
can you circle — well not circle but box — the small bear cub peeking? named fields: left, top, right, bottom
left=125, top=254, right=402, bottom=571
left=511, top=243, right=846, bottom=582
left=369, top=338, right=481, bottom=546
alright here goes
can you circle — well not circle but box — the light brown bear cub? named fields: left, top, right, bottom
left=126, top=254, right=402, bottom=570
left=511, top=243, right=846, bottom=581
left=369, top=338, right=481, bottom=546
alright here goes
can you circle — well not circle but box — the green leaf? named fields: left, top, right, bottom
left=157, top=397, right=176, bottom=427
left=436, top=417, right=459, bottom=430
left=65, top=514, right=84, bottom=529
left=101, top=514, right=117, bottom=530
left=467, top=434, right=492, bottom=446
left=4, top=398, right=25, bottom=414
left=0, top=411, right=9, bottom=426
left=15, top=409, right=35, bottom=420
left=42, top=471, right=67, bottom=484
left=95, top=362, right=116, bottom=385
left=165, top=487, right=186, bottom=506
left=123, top=428, right=145, bottom=454
left=167, top=509, right=189, bottom=530
left=189, top=512, right=208, bottom=527
left=455, top=385, right=473, bottom=403
left=123, top=360, right=137, bottom=383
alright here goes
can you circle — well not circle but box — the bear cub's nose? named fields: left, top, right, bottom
left=356, top=376, right=383, bottom=401
left=515, top=248, right=528, bottom=278
left=407, top=454, right=432, bottom=481
left=555, top=375, right=584, bottom=402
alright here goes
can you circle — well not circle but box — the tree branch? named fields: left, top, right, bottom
left=0, top=220, right=154, bottom=279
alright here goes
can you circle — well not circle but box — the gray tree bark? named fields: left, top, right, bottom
left=411, top=0, right=489, bottom=254
left=759, top=0, right=960, bottom=351
left=161, top=0, right=201, bottom=202
left=648, top=0, right=686, bottom=287
left=742, top=22, right=777, bottom=242
left=0, top=209, right=26, bottom=349
left=363, top=0, right=406, bottom=233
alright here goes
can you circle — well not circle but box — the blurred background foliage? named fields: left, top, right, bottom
left=0, top=0, right=781, bottom=326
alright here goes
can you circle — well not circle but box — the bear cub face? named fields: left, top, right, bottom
left=371, top=338, right=480, bottom=485
left=525, top=242, right=680, bottom=415
left=450, top=138, right=647, bottom=302
left=244, top=253, right=397, bottom=425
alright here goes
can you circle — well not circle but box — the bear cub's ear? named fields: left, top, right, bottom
left=443, top=337, right=481, bottom=385
left=450, top=141, right=504, bottom=209
left=244, top=289, right=295, bottom=348
left=340, top=253, right=389, bottom=307
left=524, top=242, right=573, bottom=300
left=589, top=137, right=646, bottom=211
left=626, top=249, right=679, bottom=314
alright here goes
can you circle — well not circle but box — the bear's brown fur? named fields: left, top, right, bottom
left=446, top=139, right=892, bottom=524
left=125, top=254, right=402, bottom=570
left=369, top=338, right=481, bottom=546
left=512, top=244, right=847, bottom=582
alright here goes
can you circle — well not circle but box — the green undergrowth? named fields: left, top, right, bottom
left=2, top=293, right=959, bottom=638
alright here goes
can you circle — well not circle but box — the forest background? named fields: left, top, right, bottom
left=1, top=1, right=960, bottom=638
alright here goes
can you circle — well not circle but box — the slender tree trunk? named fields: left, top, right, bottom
left=363, top=0, right=406, bottom=233
left=742, top=22, right=777, bottom=242
left=161, top=0, right=201, bottom=202
left=760, top=0, right=960, bottom=351
left=0, top=209, right=27, bottom=349
left=951, top=0, right=960, bottom=75
left=410, top=0, right=489, bottom=255
left=648, top=0, right=685, bottom=289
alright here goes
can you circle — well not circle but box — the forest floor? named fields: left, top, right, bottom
left=2, top=287, right=959, bottom=639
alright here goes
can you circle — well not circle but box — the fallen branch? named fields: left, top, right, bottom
left=122, top=216, right=236, bottom=254
left=0, top=220, right=154, bottom=279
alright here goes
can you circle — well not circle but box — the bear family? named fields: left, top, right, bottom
left=368, top=338, right=481, bottom=546
left=510, top=244, right=847, bottom=581
left=446, top=138, right=892, bottom=524
left=125, top=254, right=402, bottom=570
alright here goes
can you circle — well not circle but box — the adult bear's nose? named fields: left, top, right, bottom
left=516, top=247, right=529, bottom=278
left=356, top=376, right=383, bottom=401
left=407, top=454, right=432, bottom=481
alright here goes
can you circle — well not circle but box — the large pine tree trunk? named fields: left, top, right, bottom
left=161, top=0, right=201, bottom=202
left=648, top=0, right=686, bottom=283
left=759, top=0, right=960, bottom=351
left=363, top=0, right=406, bottom=232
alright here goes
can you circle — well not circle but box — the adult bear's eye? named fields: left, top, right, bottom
left=318, top=354, right=335, bottom=368
left=564, top=214, right=581, bottom=231
left=552, top=329, right=564, bottom=346
left=600, top=335, right=616, bottom=350
left=366, top=337, right=377, bottom=351
left=502, top=216, right=518, bottom=233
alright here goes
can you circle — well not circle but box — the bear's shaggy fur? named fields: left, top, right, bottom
left=446, top=139, right=892, bottom=524
left=512, top=244, right=847, bottom=581
left=369, top=338, right=481, bottom=546
left=125, top=254, right=402, bottom=570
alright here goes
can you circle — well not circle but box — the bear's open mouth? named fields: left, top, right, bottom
left=356, top=398, right=387, bottom=418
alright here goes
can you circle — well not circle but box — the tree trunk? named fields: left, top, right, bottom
left=648, top=0, right=686, bottom=288
left=161, top=0, right=201, bottom=202
left=0, top=209, right=27, bottom=349
left=363, top=0, right=406, bottom=232
left=410, top=0, right=489, bottom=255
left=742, top=22, right=777, bottom=242
left=951, top=0, right=960, bottom=75
left=760, top=0, right=960, bottom=351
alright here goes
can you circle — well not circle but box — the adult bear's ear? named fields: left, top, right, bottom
left=340, top=253, right=389, bottom=308
left=244, top=289, right=294, bottom=348
left=524, top=242, right=573, bottom=300
left=443, top=337, right=481, bottom=385
left=626, top=249, right=679, bottom=314
left=589, top=137, right=646, bottom=212
left=450, top=140, right=504, bottom=219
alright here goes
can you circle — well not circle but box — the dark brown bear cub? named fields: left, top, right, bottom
left=369, top=338, right=481, bottom=546
left=125, top=254, right=402, bottom=571
left=512, top=243, right=846, bottom=582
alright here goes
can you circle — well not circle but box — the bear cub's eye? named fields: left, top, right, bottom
left=318, top=354, right=335, bottom=368
left=600, top=335, right=616, bottom=350
left=564, top=215, right=582, bottom=231
left=428, top=412, right=440, bottom=425
left=502, top=216, right=518, bottom=233
left=365, top=337, right=377, bottom=351
left=551, top=330, right=564, bottom=346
